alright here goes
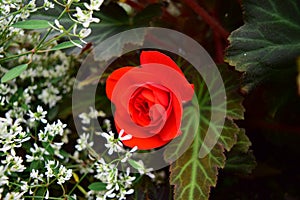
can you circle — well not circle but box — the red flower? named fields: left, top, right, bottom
left=106, top=51, right=194, bottom=150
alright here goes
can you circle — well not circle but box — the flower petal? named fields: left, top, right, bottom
left=116, top=125, right=168, bottom=150
left=106, top=66, right=135, bottom=100
left=140, top=51, right=184, bottom=76
left=158, top=92, right=182, bottom=141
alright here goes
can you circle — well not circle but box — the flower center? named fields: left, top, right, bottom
left=128, top=84, right=170, bottom=127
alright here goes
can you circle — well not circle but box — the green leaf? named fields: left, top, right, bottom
left=50, top=40, right=81, bottom=51
left=12, top=20, right=50, bottom=29
left=42, top=142, right=54, bottom=155
left=34, top=187, right=47, bottom=199
left=167, top=64, right=247, bottom=200
left=128, top=159, right=143, bottom=170
left=133, top=4, right=162, bottom=26
left=88, top=3, right=162, bottom=45
left=67, top=196, right=76, bottom=200
left=29, top=160, right=41, bottom=171
left=1, top=64, right=28, bottom=83
left=225, top=0, right=300, bottom=91
left=88, top=182, right=107, bottom=191
left=224, top=129, right=256, bottom=174
left=230, top=129, right=252, bottom=153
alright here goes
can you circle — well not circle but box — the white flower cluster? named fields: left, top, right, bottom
left=74, top=108, right=137, bottom=199
left=79, top=106, right=106, bottom=125
left=91, top=160, right=135, bottom=200
left=27, top=160, right=72, bottom=198
left=0, top=0, right=54, bottom=58
left=18, top=45, right=75, bottom=108
left=101, top=129, right=133, bottom=155
left=49, top=0, right=104, bottom=48
left=0, top=1, right=160, bottom=199
left=0, top=117, right=30, bottom=153
left=45, top=160, right=72, bottom=185
left=73, top=0, right=102, bottom=28
left=0, top=92, right=71, bottom=198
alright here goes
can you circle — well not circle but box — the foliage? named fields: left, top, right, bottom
left=226, top=0, right=300, bottom=91
left=2, top=0, right=299, bottom=199
left=167, top=64, right=249, bottom=200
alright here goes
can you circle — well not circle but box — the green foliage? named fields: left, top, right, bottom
left=226, top=0, right=300, bottom=91
left=1, top=63, right=28, bottom=83
left=50, top=40, right=81, bottom=50
left=88, top=182, right=107, bottom=191
left=167, top=64, right=249, bottom=200
left=224, top=129, right=256, bottom=174
left=89, top=3, right=162, bottom=44
left=12, top=20, right=51, bottom=29
left=128, top=159, right=143, bottom=170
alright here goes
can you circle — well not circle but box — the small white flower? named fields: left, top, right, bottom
left=73, top=7, right=100, bottom=28
left=3, top=153, right=26, bottom=174
left=45, top=189, right=49, bottom=199
left=28, top=105, right=47, bottom=124
left=78, top=113, right=91, bottom=124
left=75, top=133, right=94, bottom=151
left=84, top=0, right=104, bottom=11
left=43, top=0, right=54, bottom=10
left=30, top=169, right=44, bottom=183
left=79, top=107, right=105, bottom=124
left=43, top=120, right=67, bottom=137
left=38, top=85, right=62, bottom=108
left=20, top=181, right=29, bottom=192
left=103, top=119, right=111, bottom=131
left=27, top=0, right=37, bottom=12
left=57, top=165, right=72, bottom=185
left=3, top=192, right=24, bottom=200
left=121, top=146, right=138, bottom=163
left=26, top=143, right=49, bottom=162
left=45, top=160, right=58, bottom=178
left=79, top=28, right=91, bottom=41
left=135, top=160, right=155, bottom=179
left=50, top=142, right=64, bottom=159
left=118, top=129, right=132, bottom=141
left=44, top=160, right=72, bottom=184
left=49, top=19, right=64, bottom=33
left=101, top=131, right=122, bottom=155
left=119, top=167, right=136, bottom=187
left=0, top=165, right=9, bottom=186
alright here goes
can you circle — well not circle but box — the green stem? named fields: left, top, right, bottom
left=0, top=51, right=32, bottom=62
left=35, top=6, right=67, bottom=51
left=24, top=196, right=62, bottom=200
left=0, top=14, right=16, bottom=40
left=68, top=165, right=93, bottom=195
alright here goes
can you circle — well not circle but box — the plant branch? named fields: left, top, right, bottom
left=183, top=0, right=230, bottom=40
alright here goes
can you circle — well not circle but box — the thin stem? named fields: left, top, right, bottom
left=68, top=163, right=94, bottom=195
left=53, top=0, right=65, bottom=7
left=183, top=0, right=230, bottom=40
left=36, top=6, right=67, bottom=50
left=24, top=196, right=62, bottom=200
left=36, top=28, right=54, bottom=50
left=0, top=14, right=16, bottom=40
left=0, top=51, right=32, bottom=62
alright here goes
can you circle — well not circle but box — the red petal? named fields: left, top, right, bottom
left=140, top=51, right=184, bottom=76
left=116, top=125, right=169, bottom=150
left=106, top=66, right=134, bottom=100
left=157, top=93, right=182, bottom=141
